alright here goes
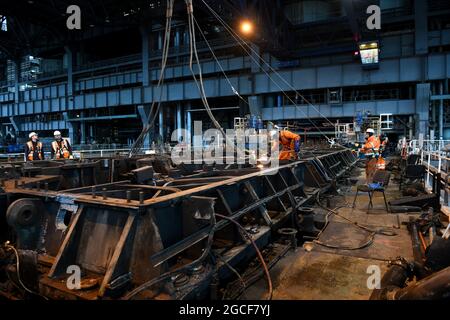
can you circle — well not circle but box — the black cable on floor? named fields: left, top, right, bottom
left=312, top=192, right=397, bottom=251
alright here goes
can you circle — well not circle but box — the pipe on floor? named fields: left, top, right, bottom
left=371, top=263, right=450, bottom=300
left=394, top=265, right=450, bottom=300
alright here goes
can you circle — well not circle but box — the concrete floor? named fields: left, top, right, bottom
left=243, top=167, right=418, bottom=300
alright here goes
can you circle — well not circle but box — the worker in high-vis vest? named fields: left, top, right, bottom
left=51, top=131, right=73, bottom=160
left=25, top=132, right=44, bottom=161
left=361, top=128, right=381, bottom=182
left=279, top=129, right=301, bottom=161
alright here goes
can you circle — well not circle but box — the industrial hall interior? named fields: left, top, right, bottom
left=0, top=0, right=450, bottom=302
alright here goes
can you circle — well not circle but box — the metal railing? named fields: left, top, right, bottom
left=0, top=153, right=27, bottom=162
left=408, top=139, right=450, bottom=212
left=0, top=148, right=156, bottom=162
left=74, top=148, right=133, bottom=159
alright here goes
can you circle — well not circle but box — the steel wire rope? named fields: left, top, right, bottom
left=130, top=0, right=174, bottom=156
left=200, top=0, right=337, bottom=128
left=199, top=0, right=347, bottom=146
left=185, top=0, right=253, bottom=159
left=192, top=16, right=249, bottom=107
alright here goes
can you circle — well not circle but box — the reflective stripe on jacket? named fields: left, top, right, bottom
left=362, top=136, right=380, bottom=156
left=52, top=139, right=70, bottom=159
left=27, top=141, right=43, bottom=161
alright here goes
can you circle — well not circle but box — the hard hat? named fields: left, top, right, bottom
left=54, top=130, right=61, bottom=136
left=29, top=132, right=38, bottom=139
left=366, top=128, right=375, bottom=134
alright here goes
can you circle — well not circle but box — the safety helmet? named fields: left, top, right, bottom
left=366, top=128, right=375, bottom=134
left=54, top=130, right=61, bottom=136
left=29, top=132, right=38, bottom=139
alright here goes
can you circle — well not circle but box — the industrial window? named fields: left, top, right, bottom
left=380, top=113, right=393, bottom=130
left=328, top=88, right=342, bottom=104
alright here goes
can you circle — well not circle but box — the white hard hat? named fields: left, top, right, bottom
left=29, top=132, right=38, bottom=139
left=54, top=130, right=61, bottom=136
left=366, top=128, right=375, bottom=134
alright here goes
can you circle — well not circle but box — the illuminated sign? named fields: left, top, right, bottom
left=358, top=41, right=379, bottom=69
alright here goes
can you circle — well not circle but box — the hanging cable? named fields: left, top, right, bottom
left=200, top=0, right=336, bottom=126
left=192, top=15, right=249, bottom=107
left=130, top=0, right=175, bottom=157
left=185, top=0, right=251, bottom=157
left=199, top=0, right=342, bottom=145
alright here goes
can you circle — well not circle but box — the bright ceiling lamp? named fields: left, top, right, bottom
left=240, top=20, right=254, bottom=35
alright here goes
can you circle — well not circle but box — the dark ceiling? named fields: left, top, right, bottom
left=0, top=0, right=301, bottom=60
left=1, top=0, right=432, bottom=62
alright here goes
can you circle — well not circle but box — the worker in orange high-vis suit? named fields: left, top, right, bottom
left=25, top=132, right=44, bottom=161
left=361, top=128, right=380, bottom=182
left=279, top=129, right=301, bottom=161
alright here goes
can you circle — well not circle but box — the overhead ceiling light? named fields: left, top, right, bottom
left=240, top=20, right=254, bottom=35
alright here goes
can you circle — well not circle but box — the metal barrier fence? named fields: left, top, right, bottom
left=408, top=139, right=450, bottom=211
left=0, top=148, right=158, bottom=162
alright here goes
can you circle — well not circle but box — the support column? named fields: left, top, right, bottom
left=157, top=31, right=163, bottom=51
left=175, top=28, right=181, bottom=47
left=416, top=83, right=431, bottom=138
left=65, top=47, right=74, bottom=96
left=159, top=108, right=164, bottom=143
left=267, top=95, right=275, bottom=108
left=186, top=102, right=192, bottom=138
left=141, top=26, right=150, bottom=87
left=80, top=111, right=86, bottom=145
left=409, top=115, right=414, bottom=140
left=183, top=27, right=189, bottom=46
left=277, top=95, right=283, bottom=108
left=445, top=79, right=449, bottom=139
left=89, top=124, right=94, bottom=142
left=439, top=82, right=444, bottom=139
left=248, top=96, right=263, bottom=116
left=14, top=60, right=20, bottom=103
left=63, top=112, right=75, bottom=145
left=175, top=28, right=181, bottom=63
left=414, top=0, right=428, bottom=55
left=176, top=102, right=182, bottom=140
